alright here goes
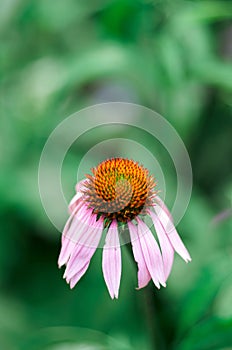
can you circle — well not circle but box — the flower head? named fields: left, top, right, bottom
left=58, top=158, right=191, bottom=299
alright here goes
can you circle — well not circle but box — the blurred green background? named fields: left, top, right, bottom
left=1, top=0, right=232, bottom=349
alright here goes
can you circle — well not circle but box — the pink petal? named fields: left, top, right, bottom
left=75, top=179, right=88, bottom=193
left=154, top=196, right=174, bottom=223
left=62, top=200, right=83, bottom=239
left=136, top=218, right=166, bottom=288
left=58, top=204, right=92, bottom=267
left=59, top=208, right=87, bottom=266
left=69, top=262, right=90, bottom=289
left=64, top=248, right=96, bottom=288
left=62, top=202, right=90, bottom=244
left=69, top=179, right=88, bottom=214
left=64, top=216, right=104, bottom=282
left=64, top=245, right=96, bottom=281
left=58, top=238, right=76, bottom=268
left=102, top=220, right=122, bottom=299
left=149, top=211, right=174, bottom=280
left=128, top=221, right=151, bottom=289
left=154, top=204, right=191, bottom=262
left=68, top=193, right=83, bottom=214
left=64, top=205, right=93, bottom=244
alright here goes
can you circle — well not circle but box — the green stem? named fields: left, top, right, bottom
left=122, top=226, right=166, bottom=350
left=142, top=285, right=166, bottom=350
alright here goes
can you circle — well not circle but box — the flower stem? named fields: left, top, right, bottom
left=120, top=226, right=167, bottom=350
left=123, top=231, right=166, bottom=350
left=142, top=285, right=166, bottom=350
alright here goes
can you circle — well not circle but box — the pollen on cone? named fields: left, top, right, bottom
left=82, top=158, right=156, bottom=223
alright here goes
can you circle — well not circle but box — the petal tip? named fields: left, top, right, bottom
left=109, top=292, right=114, bottom=299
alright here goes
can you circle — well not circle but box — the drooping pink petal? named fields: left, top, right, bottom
left=58, top=238, right=76, bottom=268
left=68, top=193, right=82, bottom=214
left=136, top=218, right=166, bottom=288
left=149, top=210, right=174, bottom=280
left=154, top=204, right=191, bottom=262
left=59, top=205, right=87, bottom=266
left=62, top=201, right=90, bottom=245
left=64, top=204, right=93, bottom=244
left=59, top=216, right=90, bottom=268
left=127, top=221, right=151, bottom=289
left=68, top=180, right=88, bottom=214
left=69, top=262, right=90, bottom=289
left=63, top=215, right=101, bottom=274
left=154, top=196, right=174, bottom=222
left=63, top=215, right=104, bottom=284
left=102, top=220, right=122, bottom=299
left=66, top=248, right=94, bottom=288
left=58, top=204, right=92, bottom=267
left=75, top=179, right=88, bottom=193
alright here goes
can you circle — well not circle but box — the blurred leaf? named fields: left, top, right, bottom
left=213, top=275, right=232, bottom=319
left=194, top=61, right=232, bottom=90
left=20, top=327, right=132, bottom=350
left=158, top=35, right=184, bottom=87
left=36, top=0, right=109, bottom=31
left=176, top=256, right=232, bottom=336
left=175, top=1, right=232, bottom=23
left=0, top=293, right=28, bottom=349
left=176, top=317, right=232, bottom=350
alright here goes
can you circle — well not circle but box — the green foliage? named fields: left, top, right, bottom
left=1, top=0, right=232, bottom=349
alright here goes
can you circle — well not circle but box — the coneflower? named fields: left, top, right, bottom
left=58, top=158, right=191, bottom=299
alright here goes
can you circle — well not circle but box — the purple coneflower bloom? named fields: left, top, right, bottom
left=58, top=158, right=191, bottom=299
